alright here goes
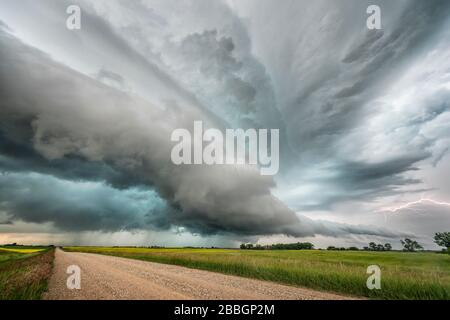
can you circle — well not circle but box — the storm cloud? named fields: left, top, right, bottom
left=0, top=26, right=396, bottom=238
left=0, top=0, right=449, bottom=245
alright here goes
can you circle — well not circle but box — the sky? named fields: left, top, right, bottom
left=0, top=0, right=449, bottom=249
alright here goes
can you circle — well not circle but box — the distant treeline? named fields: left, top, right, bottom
left=240, top=242, right=314, bottom=250
left=328, top=242, right=392, bottom=251
left=240, top=242, right=394, bottom=251
left=326, top=246, right=361, bottom=251
left=2, top=243, right=54, bottom=248
left=240, top=242, right=395, bottom=251
left=240, top=233, right=450, bottom=253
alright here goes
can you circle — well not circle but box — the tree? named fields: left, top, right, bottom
left=384, top=243, right=392, bottom=251
left=299, top=242, right=314, bottom=250
left=369, top=242, right=377, bottom=251
left=401, top=238, right=423, bottom=252
left=434, top=232, right=450, bottom=252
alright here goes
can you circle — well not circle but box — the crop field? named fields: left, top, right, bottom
left=0, top=247, right=46, bottom=254
left=0, top=246, right=54, bottom=300
left=63, top=247, right=450, bottom=300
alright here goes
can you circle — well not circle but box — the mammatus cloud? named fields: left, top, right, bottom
left=0, top=0, right=449, bottom=245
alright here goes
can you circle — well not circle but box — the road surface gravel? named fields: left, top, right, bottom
left=43, top=248, right=352, bottom=300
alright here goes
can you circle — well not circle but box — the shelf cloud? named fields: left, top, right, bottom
left=0, top=0, right=449, bottom=246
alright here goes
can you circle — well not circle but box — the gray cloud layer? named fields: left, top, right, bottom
left=1, top=0, right=449, bottom=242
left=0, top=26, right=403, bottom=238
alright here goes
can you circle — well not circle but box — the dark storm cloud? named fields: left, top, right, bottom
left=0, top=25, right=401, bottom=238
left=300, top=154, right=431, bottom=210
left=0, top=132, right=149, bottom=189
left=0, top=172, right=171, bottom=232
left=0, top=0, right=449, bottom=242
left=336, top=154, right=428, bottom=190
left=242, top=0, right=450, bottom=163
left=280, top=0, right=450, bottom=147
left=243, top=0, right=450, bottom=212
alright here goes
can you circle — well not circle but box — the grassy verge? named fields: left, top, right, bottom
left=0, top=247, right=54, bottom=300
left=63, top=247, right=449, bottom=300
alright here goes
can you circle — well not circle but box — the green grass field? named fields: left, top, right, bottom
left=0, top=246, right=54, bottom=300
left=63, top=247, right=450, bottom=300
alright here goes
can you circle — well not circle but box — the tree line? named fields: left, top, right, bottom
left=240, top=232, right=450, bottom=252
left=240, top=242, right=314, bottom=250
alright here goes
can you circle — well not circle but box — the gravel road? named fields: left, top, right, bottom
left=43, top=248, right=351, bottom=300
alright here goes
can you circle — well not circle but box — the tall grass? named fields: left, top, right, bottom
left=63, top=247, right=450, bottom=300
left=0, top=248, right=54, bottom=300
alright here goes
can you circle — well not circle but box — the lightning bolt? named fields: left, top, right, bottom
left=380, top=198, right=450, bottom=213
